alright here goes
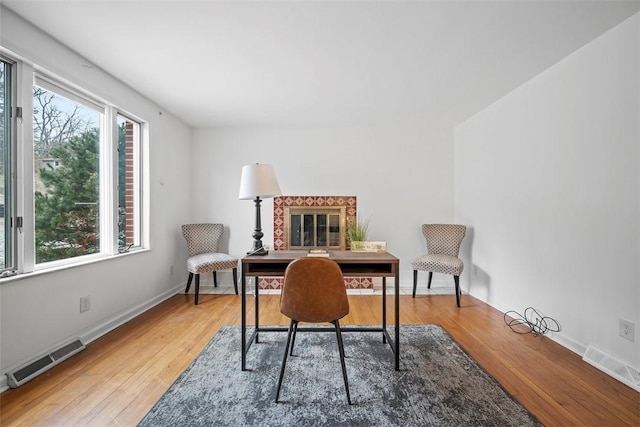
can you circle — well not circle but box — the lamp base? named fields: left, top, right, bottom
left=247, top=196, right=269, bottom=256
left=247, top=246, right=269, bottom=256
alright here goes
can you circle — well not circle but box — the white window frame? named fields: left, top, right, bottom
left=0, top=53, right=148, bottom=276
left=33, top=76, right=105, bottom=269
left=0, top=55, right=17, bottom=273
left=116, top=112, right=144, bottom=251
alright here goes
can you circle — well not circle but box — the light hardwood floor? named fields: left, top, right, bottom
left=1, top=292, right=638, bottom=426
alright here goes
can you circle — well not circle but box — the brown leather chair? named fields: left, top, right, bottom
left=275, top=257, right=352, bottom=404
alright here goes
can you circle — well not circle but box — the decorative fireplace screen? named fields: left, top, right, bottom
left=267, top=195, right=371, bottom=290
left=273, top=196, right=357, bottom=252
left=285, top=207, right=346, bottom=249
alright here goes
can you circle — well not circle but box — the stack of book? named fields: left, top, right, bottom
left=307, top=248, right=330, bottom=257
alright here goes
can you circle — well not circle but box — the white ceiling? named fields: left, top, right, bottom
left=3, top=1, right=640, bottom=128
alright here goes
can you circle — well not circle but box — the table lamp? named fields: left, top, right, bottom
left=238, top=163, right=281, bottom=255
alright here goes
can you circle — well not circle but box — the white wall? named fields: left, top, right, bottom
left=0, top=7, right=192, bottom=380
left=192, top=117, right=456, bottom=289
left=455, top=14, right=639, bottom=367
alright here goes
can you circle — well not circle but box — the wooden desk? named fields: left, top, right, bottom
left=241, top=250, right=400, bottom=371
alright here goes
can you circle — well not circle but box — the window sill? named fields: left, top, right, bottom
left=0, top=248, right=151, bottom=284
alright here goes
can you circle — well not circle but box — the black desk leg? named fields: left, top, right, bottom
left=395, top=272, right=400, bottom=371
left=382, top=277, right=387, bottom=344
left=255, top=276, right=260, bottom=343
left=241, top=270, right=246, bottom=371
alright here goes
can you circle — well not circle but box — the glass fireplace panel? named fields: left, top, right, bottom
left=316, top=214, right=327, bottom=246
left=303, top=214, right=314, bottom=246
left=329, top=214, right=340, bottom=246
left=290, top=215, right=301, bottom=246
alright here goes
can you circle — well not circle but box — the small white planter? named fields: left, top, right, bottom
left=350, top=241, right=387, bottom=253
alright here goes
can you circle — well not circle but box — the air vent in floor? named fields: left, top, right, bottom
left=583, top=345, right=640, bottom=392
left=6, top=338, right=85, bottom=388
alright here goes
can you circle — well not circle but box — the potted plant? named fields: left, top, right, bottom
left=346, top=217, right=369, bottom=251
left=347, top=217, right=387, bottom=252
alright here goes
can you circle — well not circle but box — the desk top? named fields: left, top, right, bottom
left=242, top=250, right=398, bottom=263
left=242, top=250, right=398, bottom=276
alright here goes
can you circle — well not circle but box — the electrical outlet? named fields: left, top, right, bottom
left=80, top=296, right=90, bottom=313
left=619, top=319, right=635, bottom=342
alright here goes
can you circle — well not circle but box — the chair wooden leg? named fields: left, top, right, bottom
left=412, top=270, right=418, bottom=298
left=195, top=274, right=200, bottom=305
left=427, top=271, right=433, bottom=289
left=212, top=271, right=218, bottom=288
left=454, top=275, right=460, bottom=307
left=333, top=319, right=352, bottom=405
left=232, top=268, right=238, bottom=295
left=276, top=320, right=297, bottom=403
left=185, top=272, right=193, bottom=293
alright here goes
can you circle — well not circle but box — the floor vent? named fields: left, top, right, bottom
left=583, top=345, right=640, bottom=392
left=6, top=338, right=85, bottom=388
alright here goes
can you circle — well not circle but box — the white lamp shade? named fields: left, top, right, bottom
left=238, top=163, right=282, bottom=200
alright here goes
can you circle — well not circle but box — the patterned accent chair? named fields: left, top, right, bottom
left=411, top=224, right=467, bottom=307
left=181, top=223, right=238, bottom=305
left=276, top=257, right=352, bottom=405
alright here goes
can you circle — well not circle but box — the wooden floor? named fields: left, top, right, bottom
left=1, top=292, right=638, bottom=426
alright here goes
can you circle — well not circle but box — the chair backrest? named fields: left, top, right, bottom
left=422, top=224, right=466, bottom=257
left=181, top=223, right=223, bottom=256
left=280, top=257, right=349, bottom=323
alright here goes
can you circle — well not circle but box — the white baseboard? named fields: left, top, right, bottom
left=547, top=331, right=587, bottom=357
left=79, top=284, right=184, bottom=346
left=1, top=283, right=184, bottom=393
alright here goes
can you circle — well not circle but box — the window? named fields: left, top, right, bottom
left=0, top=58, right=14, bottom=271
left=0, top=51, right=147, bottom=275
left=33, top=81, right=102, bottom=264
left=117, top=114, right=141, bottom=251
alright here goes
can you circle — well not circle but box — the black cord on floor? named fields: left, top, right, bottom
left=504, top=307, right=560, bottom=336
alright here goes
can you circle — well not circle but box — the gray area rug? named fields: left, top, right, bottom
left=139, top=325, right=542, bottom=426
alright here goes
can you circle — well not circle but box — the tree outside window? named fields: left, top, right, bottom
left=33, top=85, right=100, bottom=263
